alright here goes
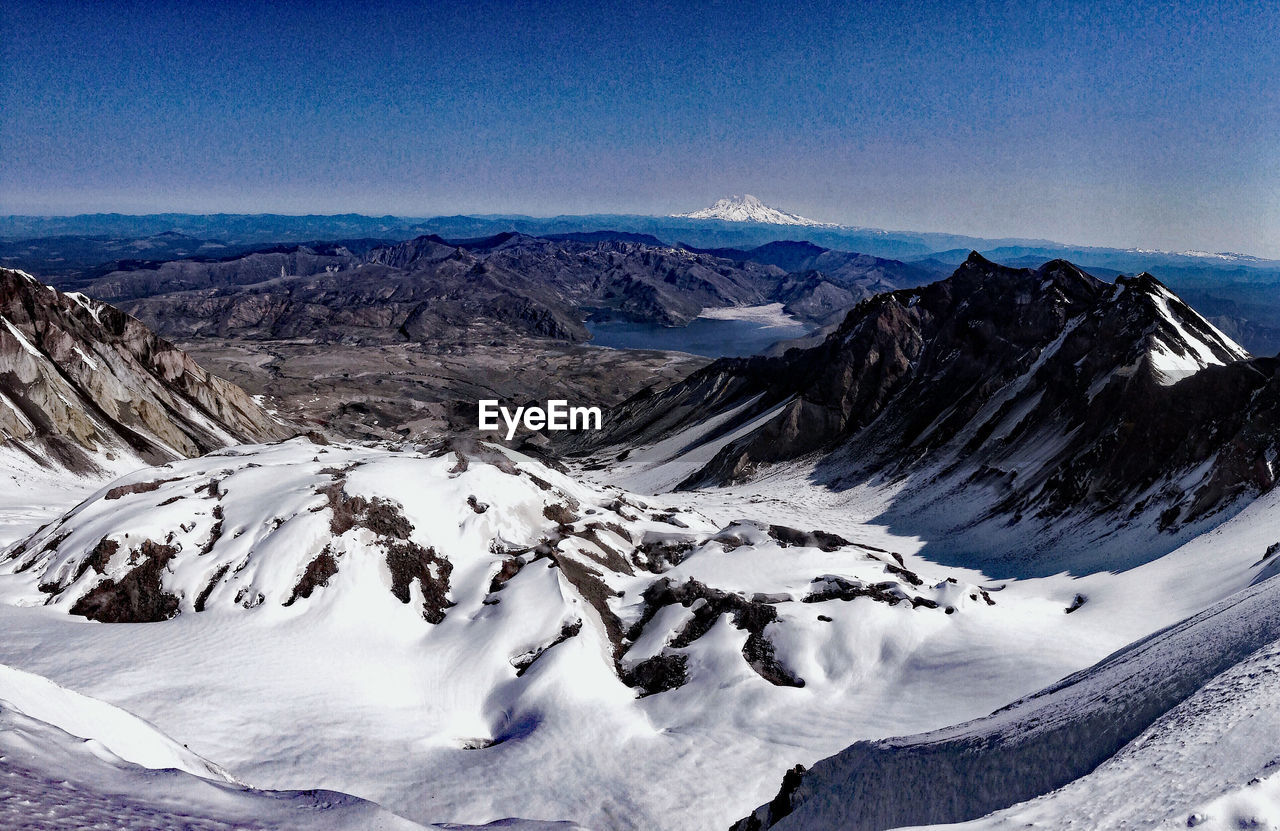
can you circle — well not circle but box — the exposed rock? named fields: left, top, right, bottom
left=632, top=538, right=696, bottom=573
left=319, top=480, right=413, bottom=540
left=284, top=550, right=340, bottom=606
left=623, top=653, right=689, bottom=696
left=629, top=578, right=803, bottom=687
left=64, top=540, right=180, bottom=623
left=192, top=563, right=230, bottom=612
left=743, top=631, right=805, bottom=688
left=385, top=541, right=452, bottom=623
left=71, top=538, right=119, bottom=582
left=104, top=478, right=179, bottom=500
left=511, top=620, right=583, bottom=677
left=766, top=525, right=851, bottom=552
left=803, top=575, right=910, bottom=607
left=488, top=558, right=524, bottom=594
left=543, top=502, right=579, bottom=526
left=544, top=552, right=628, bottom=662
left=885, top=562, right=924, bottom=587
left=198, top=505, right=224, bottom=556
left=0, top=267, right=290, bottom=475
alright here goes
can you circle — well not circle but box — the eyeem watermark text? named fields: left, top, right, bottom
left=478, top=399, right=602, bottom=440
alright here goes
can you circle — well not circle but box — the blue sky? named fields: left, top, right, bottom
left=2, top=0, right=1277, bottom=255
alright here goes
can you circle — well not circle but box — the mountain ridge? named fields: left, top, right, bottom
left=0, top=267, right=290, bottom=477
left=577, top=253, right=1275, bottom=574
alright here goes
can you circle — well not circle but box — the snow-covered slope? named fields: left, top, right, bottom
left=677, top=195, right=832, bottom=226
left=0, top=660, right=233, bottom=782
left=0, top=267, right=290, bottom=479
left=924, top=638, right=1280, bottom=830
left=0, top=702, right=436, bottom=831
left=0, top=659, right=455, bottom=830
left=0, top=673, right=581, bottom=830
left=2, top=434, right=1279, bottom=828
left=734, top=564, right=1280, bottom=830
left=0, top=437, right=1093, bottom=831
left=3, top=437, right=1002, bottom=671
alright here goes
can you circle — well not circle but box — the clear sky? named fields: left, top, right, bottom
left=3, top=0, right=1277, bottom=255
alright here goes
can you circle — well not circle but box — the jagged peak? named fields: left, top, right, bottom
left=0, top=266, right=44, bottom=286
left=1035, top=259, right=1108, bottom=295
left=947, top=251, right=1063, bottom=297
left=945, top=254, right=1107, bottom=299
left=1038, top=257, right=1087, bottom=273
left=363, top=234, right=462, bottom=269
left=1114, top=272, right=1181, bottom=300
left=1106, top=272, right=1251, bottom=372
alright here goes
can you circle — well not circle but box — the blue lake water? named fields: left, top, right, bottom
left=586, top=313, right=813, bottom=358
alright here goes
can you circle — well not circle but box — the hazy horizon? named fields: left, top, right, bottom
left=3, top=0, right=1277, bottom=256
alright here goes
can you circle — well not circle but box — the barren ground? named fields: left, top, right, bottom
left=180, top=338, right=708, bottom=441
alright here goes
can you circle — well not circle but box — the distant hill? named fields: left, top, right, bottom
left=5, top=213, right=1280, bottom=355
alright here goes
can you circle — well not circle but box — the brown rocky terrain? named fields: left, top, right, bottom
left=58, top=234, right=938, bottom=351
left=179, top=336, right=708, bottom=441
left=99, top=234, right=787, bottom=345
left=0, top=267, right=290, bottom=475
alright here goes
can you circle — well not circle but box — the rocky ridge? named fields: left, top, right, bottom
left=579, top=253, right=1274, bottom=571
left=0, top=268, right=290, bottom=476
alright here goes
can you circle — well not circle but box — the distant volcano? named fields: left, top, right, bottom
left=676, top=194, right=832, bottom=226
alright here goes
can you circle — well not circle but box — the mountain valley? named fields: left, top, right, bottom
left=10, top=0, right=1277, bottom=823
left=0, top=224, right=1279, bottom=830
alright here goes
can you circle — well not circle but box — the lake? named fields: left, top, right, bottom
left=585, top=303, right=813, bottom=358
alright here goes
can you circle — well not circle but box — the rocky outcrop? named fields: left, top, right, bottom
left=0, top=267, right=290, bottom=475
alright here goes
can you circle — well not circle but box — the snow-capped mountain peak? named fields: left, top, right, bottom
left=676, top=194, right=832, bottom=226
